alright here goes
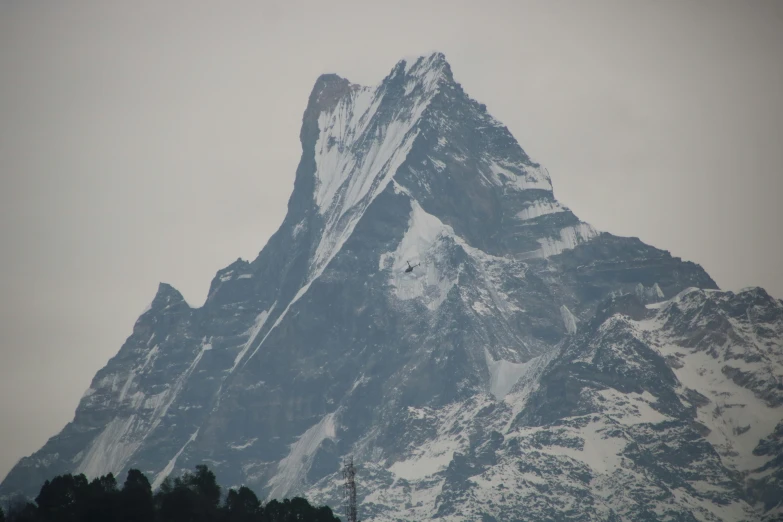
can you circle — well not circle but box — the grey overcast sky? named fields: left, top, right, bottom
left=1, top=0, right=781, bottom=481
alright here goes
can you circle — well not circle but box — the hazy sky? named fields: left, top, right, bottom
left=1, top=0, right=781, bottom=482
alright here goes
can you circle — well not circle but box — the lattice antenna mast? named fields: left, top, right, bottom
left=342, top=456, right=358, bottom=522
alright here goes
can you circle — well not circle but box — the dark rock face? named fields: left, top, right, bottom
left=2, top=53, right=781, bottom=522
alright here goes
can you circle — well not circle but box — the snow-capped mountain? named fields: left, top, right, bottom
left=2, top=53, right=781, bottom=521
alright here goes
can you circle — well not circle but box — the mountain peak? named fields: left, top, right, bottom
left=151, top=282, right=187, bottom=309
left=392, top=51, right=452, bottom=82
left=5, top=52, right=776, bottom=521
left=305, top=51, right=452, bottom=122
left=287, top=50, right=598, bottom=268
left=306, top=74, right=354, bottom=115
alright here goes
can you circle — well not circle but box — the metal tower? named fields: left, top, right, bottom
left=343, top=456, right=358, bottom=522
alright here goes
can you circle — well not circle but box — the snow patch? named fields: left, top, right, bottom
left=386, top=200, right=451, bottom=270
left=142, top=391, right=168, bottom=411
left=232, top=305, right=274, bottom=372
left=573, top=419, right=628, bottom=473
left=115, top=343, right=162, bottom=406
left=596, top=388, right=670, bottom=425
left=429, top=157, right=446, bottom=172
left=659, top=345, right=781, bottom=470
left=152, top=429, right=200, bottom=490
left=388, top=438, right=460, bottom=481
left=350, top=375, right=370, bottom=393
left=531, top=223, right=598, bottom=258
left=407, top=406, right=431, bottom=420
left=118, top=371, right=135, bottom=402
left=140, top=345, right=159, bottom=372
left=560, top=305, right=578, bottom=335
left=292, top=220, right=305, bottom=238
left=632, top=295, right=783, bottom=472
left=387, top=397, right=495, bottom=484
left=636, top=282, right=665, bottom=301
left=75, top=416, right=142, bottom=479
left=267, top=413, right=337, bottom=500
left=142, top=340, right=211, bottom=438
left=516, top=199, right=565, bottom=221
left=312, top=86, right=383, bottom=213
left=383, top=200, right=457, bottom=311
left=472, top=301, right=491, bottom=315
left=230, top=438, right=258, bottom=450
left=485, top=348, right=533, bottom=399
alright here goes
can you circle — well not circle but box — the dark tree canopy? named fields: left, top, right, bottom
left=118, top=469, right=154, bottom=522
left=3, top=465, right=341, bottom=522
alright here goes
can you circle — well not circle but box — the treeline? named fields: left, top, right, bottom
left=1, top=464, right=341, bottom=522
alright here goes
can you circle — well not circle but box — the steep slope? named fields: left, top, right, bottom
left=4, top=52, right=777, bottom=522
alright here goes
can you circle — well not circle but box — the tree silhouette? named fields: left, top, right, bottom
left=35, top=473, right=89, bottom=522
left=223, top=486, right=261, bottom=522
left=155, top=464, right=222, bottom=522
left=83, top=473, right=118, bottom=522
left=3, top=465, right=340, bottom=522
left=118, top=469, right=154, bottom=522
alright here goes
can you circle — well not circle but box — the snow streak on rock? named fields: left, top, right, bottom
left=533, top=223, right=599, bottom=258
left=516, top=199, right=565, bottom=221
left=560, top=305, right=578, bottom=335
left=74, top=416, right=141, bottom=479
left=232, top=305, right=274, bottom=372
left=485, top=348, right=536, bottom=399
left=310, top=53, right=446, bottom=282
left=152, top=429, right=200, bottom=490
left=267, top=413, right=337, bottom=501
left=487, top=161, right=552, bottom=192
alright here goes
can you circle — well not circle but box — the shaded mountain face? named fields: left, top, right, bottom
left=3, top=53, right=781, bottom=521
